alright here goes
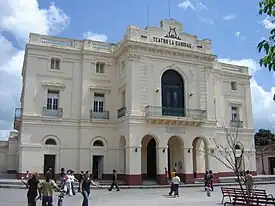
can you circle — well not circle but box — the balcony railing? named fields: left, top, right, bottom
left=90, top=110, right=109, bottom=119
left=14, top=108, right=22, bottom=120
left=145, top=106, right=207, bottom=120
left=43, top=107, right=63, bottom=118
left=230, top=120, right=243, bottom=128
left=117, top=107, right=127, bottom=118
left=14, top=108, right=22, bottom=130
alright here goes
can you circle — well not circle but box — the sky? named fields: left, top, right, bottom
left=0, top=0, right=275, bottom=139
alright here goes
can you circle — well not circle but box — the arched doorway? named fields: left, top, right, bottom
left=161, top=69, right=185, bottom=116
left=141, top=135, right=157, bottom=180
left=167, top=136, right=184, bottom=179
left=192, top=137, right=209, bottom=178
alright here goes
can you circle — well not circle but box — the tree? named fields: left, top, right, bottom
left=254, top=129, right=275, bottom=146
left=202, top=123, right=254, bottom=200
left=257, top=0, right=275, bottom=71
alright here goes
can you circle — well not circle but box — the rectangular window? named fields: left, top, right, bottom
left=94, top=93, right=105, bottom=112
left=231, top=106, right=239, bottom=121
left=47, top=90, right=59, bottom=110
left=50, top=58, right=61, bottom=70
left=96, top=62, right=105, bottom=74
left=231, top=81, right=237, bottom=90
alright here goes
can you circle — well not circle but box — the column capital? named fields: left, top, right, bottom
left=156, top=146, right=168, bottom=149
left=125, top=145, right=142, bottom=149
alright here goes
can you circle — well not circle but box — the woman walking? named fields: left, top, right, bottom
left=27, top=173, right=39, bottom=206
left=79, top=171, right=99, bottom=206
left=38, top=171, right=60, bottom=206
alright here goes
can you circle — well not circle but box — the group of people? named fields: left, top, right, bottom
left=22, top=168, right=120, bottom=206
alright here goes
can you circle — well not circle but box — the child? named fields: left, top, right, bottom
left=169, top=173, right=181, bottom=197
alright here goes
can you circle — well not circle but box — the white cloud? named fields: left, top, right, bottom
left=261, top=17, right=275, bottom=30
left=223, top=15, right=236, bottom=20
left=218, top=58, right=275, bottom=132
left=0, top=0, right=70, bottom=140
left=179, top=0, right=195, bottom=10
left=235, top=31, right=246, bottom=40
left=83, top=32, right=108, bottom=42
left=199, top=16, right=214, bottom=24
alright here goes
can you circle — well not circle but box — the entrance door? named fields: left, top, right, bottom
left=147, top=138, right=157, bottom=179
left=93, top=155, right=104, bottom=179
left=269, top=157, right=275, bottom=175
left=161, top=70, right=184, bottom=116
left=44, top=155, right=56, bottom=175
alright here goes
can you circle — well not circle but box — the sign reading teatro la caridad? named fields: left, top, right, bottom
left=152, top=26, right=192, bottom=49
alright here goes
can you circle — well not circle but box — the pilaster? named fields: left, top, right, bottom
left=125, top=145, right=142, bottom=185
left=156, top=146, right=168, bottom=185
left=183, top=147, right=194, bottom=183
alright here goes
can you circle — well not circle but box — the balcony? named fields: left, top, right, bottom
left=117, top=107, right=127, bottom=118
left=43, top=107, right=63, bottom=118
left=230, top=120, right=243, bottom=128
left=13, top=108, right=22, bottom=131
left=90, top=110, right=110, bottom=120
left=145, top=106, right=207, bottom=126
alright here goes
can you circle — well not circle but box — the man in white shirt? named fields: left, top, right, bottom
left=169, top=173, right=181, bottom=197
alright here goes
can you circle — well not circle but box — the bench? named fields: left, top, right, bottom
left=221, top=187, right=274, bottom=204
left=224, top=195, right=275, bottom=205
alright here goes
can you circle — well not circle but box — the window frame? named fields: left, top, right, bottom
left=230, top=81, right=237, bottom=91
left=95, top=62, right=105, bottom=74
left=50, top=58, right=61, bottom=70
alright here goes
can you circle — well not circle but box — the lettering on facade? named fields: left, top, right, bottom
left=152, top=26, right=192, bottom=48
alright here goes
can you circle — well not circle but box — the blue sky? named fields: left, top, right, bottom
left=0, top=0, right=275, bottom=139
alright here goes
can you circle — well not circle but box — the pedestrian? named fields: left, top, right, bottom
left=60, top=168, right=66, bottom=189
left=164, top=167, right=169, bottom=183
left=169, top=173, right=180, bottom=197
left=70, top=170, right=76, bottom=195
left=245, top=170, right=253, bottom=195
left=27, top=172, right=39, bottom=206
left=38, top=171, right=61, bottom=206
left=204, top=170, right=209, bottom=191
left=108, top=170, right=120, bottom=191
left=80, top=171, right=99, bottom=206
left=209, top=170, right=214, bottom=191
left=78, top=171, right=84, bottom=193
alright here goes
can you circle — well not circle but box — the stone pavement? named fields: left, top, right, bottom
left=0, top=184, right=274, bottom=206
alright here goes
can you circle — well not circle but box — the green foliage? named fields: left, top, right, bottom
left=254, top=128, right=275, bottom=145
left=257, top=0, right=275, bottom=71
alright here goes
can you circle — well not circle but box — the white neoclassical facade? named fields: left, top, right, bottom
left=8, top=19, right=256, bottom=184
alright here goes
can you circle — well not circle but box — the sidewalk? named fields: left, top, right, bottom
left=0, top=179, right=275, bottom=189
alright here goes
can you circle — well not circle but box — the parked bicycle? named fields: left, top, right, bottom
left=56, top=190, right=65, bottom=206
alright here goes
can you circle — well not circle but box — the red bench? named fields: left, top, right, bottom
left=224, top=195, right=275, bottom=205
left=221, top=187, right=273, bottom=204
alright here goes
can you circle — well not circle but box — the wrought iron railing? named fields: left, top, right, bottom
left=230, top=120, right=243, bottom=128
left=117, top=107, right=127, bottom=118
left=145, top=106, right=207, bottom=120
left=14, top=108, right=22, bottom=120
left=90, top=110, right=109, bottom=119
left=43, top=107, right=63, bottom=118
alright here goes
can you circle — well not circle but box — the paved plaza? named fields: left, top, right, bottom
left=0, top=184, right=274, bottom=206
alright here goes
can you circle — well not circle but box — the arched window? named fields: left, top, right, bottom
left=161, top=69, right=184, bottom=116
left=93, top=140, right=104, bottom=147
left=45, top=138, right=57, bottom=145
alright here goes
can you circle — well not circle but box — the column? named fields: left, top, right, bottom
left=182, top=147, right=194, bottom=184
left=207, top=148, right=220, bottom=183
left=125, top=146, right=142, bottom=185
left=156, top=146, right=168, bottom=185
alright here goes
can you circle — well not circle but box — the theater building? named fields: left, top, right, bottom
left=11, top=19, right=256, bottom=184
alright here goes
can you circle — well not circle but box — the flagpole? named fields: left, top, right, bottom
left=169, top=0, right=171, bottom=19
left=147, top=4, right=150, bottom=27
